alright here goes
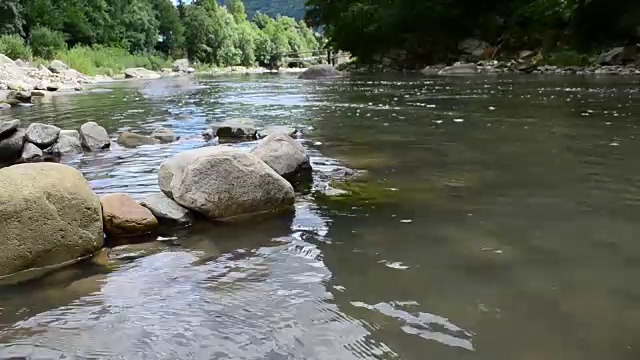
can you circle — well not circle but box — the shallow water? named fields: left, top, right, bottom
left=0, top=73, right=639, bottom=359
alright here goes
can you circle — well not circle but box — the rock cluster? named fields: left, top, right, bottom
left=0, top=119, right=110, bottom=167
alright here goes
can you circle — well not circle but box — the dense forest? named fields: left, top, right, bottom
left=0, top=0, right=321, bottom=72
left=236, top=0, right=305, bottom=20
left=305, top=0, right=640, bottom=67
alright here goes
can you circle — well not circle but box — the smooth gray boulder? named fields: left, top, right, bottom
left=0, top=163, right=104, bottom=277
left=117, top=132, right=160, bottom=148
left=257, top=125, right=299, bottom=139
left=80, top=122, right=110, bottom=150
left=438, top=63, right=478, bottom=75
left=49, top=130, right=83, bottom=154
left=21, top=142, right=43, bottom=161
left=158, top=146, right=295, bottom=220
left=458, top=38, right=490, bottom=59
left=207, top=118, right=258, bottom=139
left=151, top=127, right=177, bottom=143
left=124, top=68, right=161, bottom=80
left=26, top=123, right=61, bottom=148
left=0, top=119, right=20, bottom=139
left=298, top=65, right=342, bottom=80
left=0, top=128, right=25, bottom=163
left=251, top=133, right=312, bottom=184
left=172, top=59, right=189, bottom=72
left=140, top=193, right=194, bottom=226
left=49, top=60, right=68, bottom=73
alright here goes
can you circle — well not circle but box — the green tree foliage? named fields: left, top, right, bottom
left=306, top=0, right=640, bottom=66
left=0, top=0, right=320, bottom=68
left=29, top=26, right=66, bottom=59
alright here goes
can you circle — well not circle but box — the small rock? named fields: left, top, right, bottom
left=515, top=61, right=538, bottom=73
left=21, top=142, right=43, bottom=161
left=208, top=118, right=258, bottom=139
left=13, top=59, right=26, bottom=68
left=49, top=60, right=68, bottom=73
left=39, top=64, right=53, bottom=76
left=79, top=122, right=110, bottom=150
left=117, top=132, right=161, bottom=148
left=0, top=119, right=20, bottom=139
left=0, top=128, right=25, bottom=163
left=150, top=127, right=177, bottom=143
left=26, top=123, right=61, bottom=148
left=250, top=132, right=312, bottom=184
left=31, top=90, right=47, bottom=97
left=100, top=193, right=158, bottom=237
left=0, top=103, right=10, bottom=110
left=187, top=67, right=196, bottom=73
left=8, top=90, right=31, bottom=103
left=518, top=50, right=537, bottom=60
left=140, top=193, right=194, bottom=226
left=46, top=84, right=60, bottom=92
left=202, top=128, right=216, bottom=141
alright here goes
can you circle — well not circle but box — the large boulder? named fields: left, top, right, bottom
left=172, top=59, right=190, bottom=72
left=0, top=119, right=20, bottom=139
left=150, top=127, right=177, bottom=143
left=140, top=193, right=194, bottom=226
left=0, top=128, right=25, bottom=164
left=49, top=129, right=83, bottom=154
left=459, top=38, right=491, bottom=59
left=100, top=193, right=158, bottom=237
left=124, top=68, right=161, bottom=80
left=0, top=163, right=103, bottom=277
left=49, top=60, right=68, bottom=74
left=257, top=125, right=300, bottom=139
left=0, top=54, right=14, bottom=65
left=438, top=63, right=478, bottom=75
left=207, top=118, right=258, bottom=139
left=158, top=146, right=295, bottom=219
left=26, top=123, right=61, bottom=148
left=117, top=132, right=160, bottom=148
left=250, top=133, right=312, bottom=184
left=597, top=46, right=637, bottom=65
left=79, top=122, right=110, bottom=150
left=298, top=65, right=342, bottom=80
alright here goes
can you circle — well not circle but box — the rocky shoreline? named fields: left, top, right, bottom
left=0, top=116, right=345, bottom=284
left=423, top=60, right=640, bottom=76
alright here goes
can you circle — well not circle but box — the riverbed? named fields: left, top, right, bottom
left=0, top=73, right=639, bottom=359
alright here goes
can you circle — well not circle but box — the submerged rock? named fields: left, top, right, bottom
left=79, top=122, right=110, bottom=150
left=158, top=146, right=295, bottom=220
left=50, top=129, right=83, bottom=154
left=0, top=163, right=103, bottom=277
left=101, top=193, right=158, bottom=237
left=251, top=132, right=312, bottom=184
left=438, top=63, right=478, bottom=75
left=0, top=128, right=25, bottom=164
left=150, top=127, right=177, bottom=143
left=26, top=123, right=61, bottom=148
left=140, top=193, right=194, bottom=226
left=207, top=118, right=258, bottom=139
left=117, top=132, right=160, bottom=148
left=124, top=68, right=161, bottom=80
left=0, top=119, right=20, bottom=138
left=298, top=65, right=342, bottom=80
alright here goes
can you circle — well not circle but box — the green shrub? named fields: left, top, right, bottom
left=30, top=27, right=67, bottom=60
left=0, top=34, right=32, bottom=60
left=54, top=45, right=171, bottom=76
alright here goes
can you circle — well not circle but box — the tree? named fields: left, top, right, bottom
left=229, top=0, right=247, bottom=22
left=0, top=0, right=24, bottom=36
left=153, top=0, right=185, bottom=56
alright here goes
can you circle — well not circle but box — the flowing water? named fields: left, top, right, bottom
left=0, top=73, right=639, bottom=359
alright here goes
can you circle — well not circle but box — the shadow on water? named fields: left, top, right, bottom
left=1, top=73, right=640, bottom=359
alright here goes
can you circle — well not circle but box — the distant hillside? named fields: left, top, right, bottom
left=231, top=0, right=305, bottom=20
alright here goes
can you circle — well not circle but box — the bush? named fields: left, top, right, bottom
left=54, top=45, right=171, bottom=76
left=30, top=27, right=67, bottom=60
left=0, top=34, right=32, bottom=60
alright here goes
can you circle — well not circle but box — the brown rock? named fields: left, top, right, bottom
left=100, top=193, right=158, bottom=237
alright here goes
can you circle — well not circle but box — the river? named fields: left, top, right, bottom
left=0, top=73, right=638, bottom=359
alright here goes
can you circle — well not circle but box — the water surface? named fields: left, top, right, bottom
left=0, top=73, right=639, bottom=359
